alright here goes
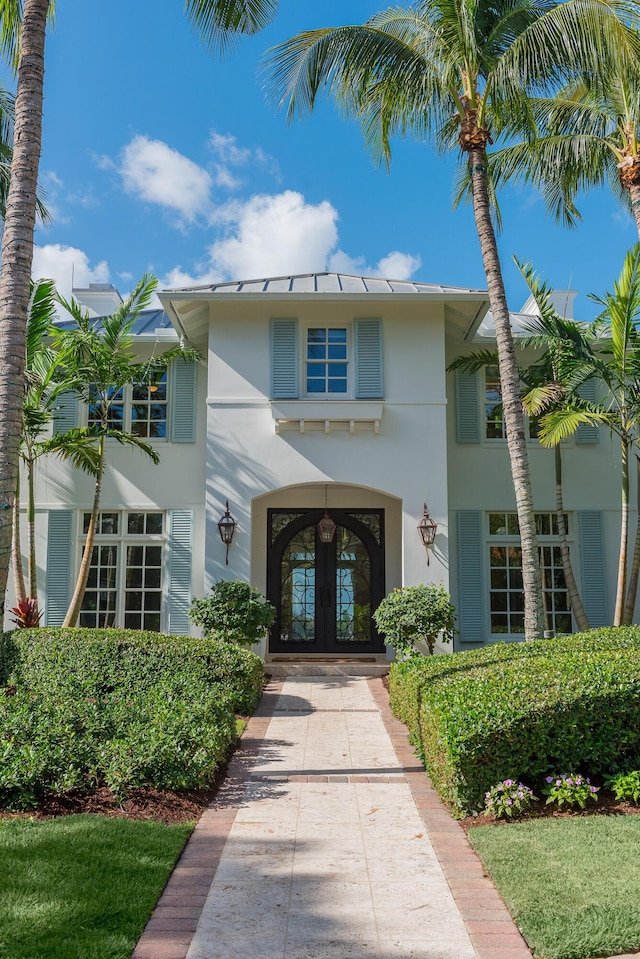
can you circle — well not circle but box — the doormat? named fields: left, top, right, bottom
left=270, top=657, right=378, bottom=663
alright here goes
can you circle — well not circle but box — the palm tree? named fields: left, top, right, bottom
left=264, top=0, right=631, bottom=640
left=12, top=278, right=100, bottom=605
left=0, top=0, right=279, bottom=628
left=532, top=244, right=640, bottom=625
left=489, top=65, right=640, bottom=237
left=54, top=273, right=200, bottom=627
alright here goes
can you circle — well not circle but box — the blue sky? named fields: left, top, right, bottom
left=16, top=0, right=639, bottom=317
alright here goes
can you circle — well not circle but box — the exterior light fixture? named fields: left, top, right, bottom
left=418, top=502, right=438, bottom=563
left=217, top=501, right=237, bottom=565
left=317, top=485, right=336, bottom=543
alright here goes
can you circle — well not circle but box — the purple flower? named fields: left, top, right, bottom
left=506, top=800, right=512, bottom=805
left=590, top=786, right=598, bottom=793
left=556, top=779, right=562, bottom=786
left=504, top=779, right=513, bottom=787
left=567, top=779, right=573, bottom=786
left=546, top=776, right=553, bottom=784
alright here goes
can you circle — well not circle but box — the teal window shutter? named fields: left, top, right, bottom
left=271, top=318, right=298, bottom=399
left=45, top=510, right=72, bottom=626
left=52, top=392, right=78, bottom=434
left=167, top=510, right=193, bottom=634
left=170, top=359, right=197, bottom=443
left=575, top=379, right=599, bottom=444
left=455, top=371, right=480, bottom=443
left=457, top=511, right=486, bottom=644
left=355, top=318, right=383, bottom=398
left=578, top=511, right=607, bottom=626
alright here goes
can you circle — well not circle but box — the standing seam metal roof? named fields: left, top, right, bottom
left=162, top=272, right=487, bottom=296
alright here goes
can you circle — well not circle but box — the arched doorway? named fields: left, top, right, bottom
left=267, top=509, right=385, bottom=654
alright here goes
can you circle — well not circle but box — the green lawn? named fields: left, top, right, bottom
left=0, top=814, right=192, bottom=959
left=469, top=815, right=640, bottom=959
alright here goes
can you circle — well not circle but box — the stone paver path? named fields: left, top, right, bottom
left=132, top=676, right=533, bottom=959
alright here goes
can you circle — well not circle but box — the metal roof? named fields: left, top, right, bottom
left=162, top=272, right=486, bottom=297
left=55, top=308, right=173, bottom=336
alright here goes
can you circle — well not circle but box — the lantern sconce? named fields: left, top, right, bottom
left=418, top=502, right=438, bottom=564
left=317, top=484, right=337, bottom=544
left=217, top=501, right=237, bottom=565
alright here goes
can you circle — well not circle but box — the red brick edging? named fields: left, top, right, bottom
left=369, top=677, right=533, bottom=959
left=130, top=679, right=283, bottom=959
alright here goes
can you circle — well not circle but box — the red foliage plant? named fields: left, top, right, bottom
left=10, top=598, right=43, bottom=628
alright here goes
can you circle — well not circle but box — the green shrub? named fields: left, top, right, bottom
left=188, top=580, right=276, bottom=646
left=373, top=584, right=455, bottom=657
left=389, top=627, right=640, bottom=815
left=0, top=628, right=263, bottom=808
left=606, top=769, right=640, bottom=803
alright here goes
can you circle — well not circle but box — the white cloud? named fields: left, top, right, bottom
left=208, top=130, right=280, bottom=191
left=160, top=265, right=221, bottom=290
left=120, top=135, right=213, bottom=221
left=32, top=243, right=110, bottom=304
left=208, top=190, right=340, bottom=278
left=328, top=248, right=422, bottom=280
left=209, top=132, right=252, bottom=166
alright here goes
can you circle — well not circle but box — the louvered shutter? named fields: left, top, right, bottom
left=578, top=511, right=607, bottom=626
left=45, top=511, right=72, bottom=626
left=575, top=379, right=599, bottom=444
left=167, top=510, right=193, bottom=634
left=52, top=392, right=78, bottom=434
left=457, top=511, right=486, bottom=644
left=455, top=371, right=481, bottom=443
left=355, top=318, right=383, bottom=399
left=271, top=319, right=298, bottom=399
left=170, top=359, right=197, bottom=443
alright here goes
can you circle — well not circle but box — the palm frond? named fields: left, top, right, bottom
left=186, top=0, right=277, bottom=53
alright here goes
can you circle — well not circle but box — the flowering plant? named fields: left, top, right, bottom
left=483, top=780, right=537, bottom=819
left=543, top=773, right=599, bottom=809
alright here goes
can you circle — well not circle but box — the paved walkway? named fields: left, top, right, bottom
left=132, top=676, right=533, bottom=959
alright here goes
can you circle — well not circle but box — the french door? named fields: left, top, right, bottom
left=268, top=509, right=385, bottom=654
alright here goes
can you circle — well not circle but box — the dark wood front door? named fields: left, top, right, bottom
left=268, top=509, right=385, bottom=654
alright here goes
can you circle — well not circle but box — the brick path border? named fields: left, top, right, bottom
left=369, top=677, right=533, bottom=959
left=130, top=679, right=283, bottom=959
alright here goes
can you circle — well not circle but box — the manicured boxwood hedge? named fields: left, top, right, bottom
left=388, top=628, right=640, bottom=816
left=0, top=628, right=264, bottom=808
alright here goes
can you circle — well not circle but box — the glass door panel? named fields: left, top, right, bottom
left=335, top=525, right=371, bottom=644
left=279, top=525, right=317, bottom=644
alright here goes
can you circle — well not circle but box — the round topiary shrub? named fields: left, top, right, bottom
left=373, top=583, right=456, bottom=657
left=188, top=580, right=276, bottom=646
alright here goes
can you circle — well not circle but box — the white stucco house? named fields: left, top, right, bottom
left=13, top=271, right=616, bottom=657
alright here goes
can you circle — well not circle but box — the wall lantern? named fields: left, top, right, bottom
left=317, top=485, right=336, bottom=543
left=418, top=502, right=438, bottom=563
left=217, top=501, right=237, bottom=565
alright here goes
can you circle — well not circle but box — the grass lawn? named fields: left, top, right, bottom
left=0, top=814, right=193, bottom=959
left=469, top=815, right=640, bottom=959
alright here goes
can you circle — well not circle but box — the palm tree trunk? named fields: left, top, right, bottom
left=63, top=434, right=105, bottom=628
left=0, top=0, right=49, bottom=627
left=468, top=145, right=543, bottom=641
left=11, top=473, right=26, bottom=604
left=628, top=181, right=640, bottom=239
left=622, top=454, right=640, bottom=624
left=614, top=436, right=630, bottom=625
left=27, top=456, right=37, bottom=598
left=554, top=445, right=589, bottom=631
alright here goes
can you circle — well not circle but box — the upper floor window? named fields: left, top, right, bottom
left=87, top=369, right=168, bottom=438
left=484, top=366, right=538, bottom=441
left=305, top=328, right=349, bottom=395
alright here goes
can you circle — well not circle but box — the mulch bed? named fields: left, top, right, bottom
left=0, top=746, right=236, bottom=825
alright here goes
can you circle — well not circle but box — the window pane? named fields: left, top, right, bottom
left=307, top=344, right=325, bottom=359
left=307, top=379, right=325, bottom=393
left=145, top=592, right=161, bottom=611
left=489, top=513, right=507, bottom=535
left=328, top=344, right=347, bottom=359
left=100, top=513, right=119, bottom=535
left=328, top=379, right=348, bottom=393
left=146, top=546, right=162, bottom=566
left=128, top=513, right=145, bottom=535
left=328, top=328, right=347, bottom=342
left=145, top=568, right=161, bottom=588
left=125, top=591, right=142, bottom=611
left=143, top=613, right=161, bottom=632
left=146, top=513, right=163, bottom=534
left=127, top=546, right=144, bottom=567
left=507, top=514, right=519, bottom=535
left=126, top=567, right=143, bottom=589
left=125, top=613, right=142, bottom=629
left=308, top=329, right=325, bottom=343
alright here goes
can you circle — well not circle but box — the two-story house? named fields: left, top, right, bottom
left=16, top=272, right=616, bottom=657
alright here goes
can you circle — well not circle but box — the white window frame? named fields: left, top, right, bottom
left=487, top=511, right=574, bottom=638
left=85, top=367, right=169, bottom=441
left=483, top=366, right=540, bottom=444
left=302, top=323, right=352, bottom=398
left=78, top=510, right=166, bottom=631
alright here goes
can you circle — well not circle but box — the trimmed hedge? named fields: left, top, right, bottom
left=389, top=628, right=640, bottom=816
left=0, top=628, right=264, bottom=807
